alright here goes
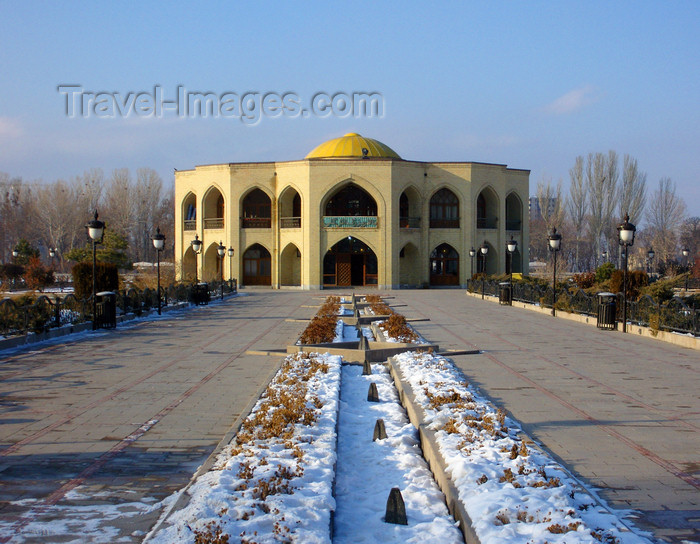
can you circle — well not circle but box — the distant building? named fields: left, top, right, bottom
left=175, top=133, right=530, bottom=289
left=529, top=196, right=557, bottom=222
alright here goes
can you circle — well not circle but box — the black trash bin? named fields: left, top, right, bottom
left=193, top=282, right=210, bottom=305
left=499, top=282, right=512, bottom=305
left=597, top=292, right=616, bottom=330
left=95, top=291, right=117, bottom=329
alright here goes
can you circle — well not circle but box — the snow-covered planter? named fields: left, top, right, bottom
left=391, top=351, right=652, bottom=544
left=149, top=352, right=342, bottom=544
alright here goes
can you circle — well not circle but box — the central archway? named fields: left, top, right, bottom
left=323, top=237, right=377, bottom=287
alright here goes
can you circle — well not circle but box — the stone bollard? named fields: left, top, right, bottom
left=359, top=334, right=369, bottom=351
left=373, top=418, right=387, bottom=441
left=384, top=487, right=408, bottom=525
left=362, top=359, right=372, bottom=375
left=367, top=382, right=379, bottom=402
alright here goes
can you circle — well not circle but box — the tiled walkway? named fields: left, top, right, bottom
left=0, top=289, right=697, bottom=543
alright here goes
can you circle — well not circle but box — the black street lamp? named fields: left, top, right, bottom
left=469, top=247, right=476, bottom=285
left=617, top=214, right=636, bottom=333
left=647, top=248, right=655, bottom=276
left=548, top=227, right=562, bottom=316
left=682, top=247, right=690, bottom=292
left=507, top=236, right=517, bottom=305
left=217, top=241, right=226, bottom=300
left=480, top=241, right=488, bottom=300
left=227, top=247, right=235, bottom=290
left=152, top=227, right=165, bottom=315
left=601, top=250, right=608, bottom=263
left=87, top=211, right=105, bottom=330
left=191, top=234, right=203, bottom=283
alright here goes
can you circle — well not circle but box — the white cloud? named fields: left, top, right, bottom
left=543, top=85, right=598, bottom=115
left=0, top=117, right=23, bottom=139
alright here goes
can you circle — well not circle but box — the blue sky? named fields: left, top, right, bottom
left=1, top=1, right=699, bottom=217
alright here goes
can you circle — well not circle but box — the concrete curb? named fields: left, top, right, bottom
left=465, top=290, right=699, bottom=351
left=387, top=357, right=481, bottom=544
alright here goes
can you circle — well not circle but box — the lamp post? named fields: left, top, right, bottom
left=507, top=236, right=518, bottom=305
left=617, top=214, right=636, bottom=333
left=469, top=247, right=476, bottom=287
left=548, top=227, right=562, bottom=317
left=647, top=248, right=655, bottom=276
left=601, top=250, right=608, bottom=264
left=682, top=247, right=690, bottom=292
left=152, top=227, right=165, bottom=315
left=191, top=234, right=203, bottom=283
left=87, top=211, right=105, bottom=330
left=480, top=241, right=488, bottom=300
left=217, top=241, right=226, bottom=300
left=227, top=247, right=235, bottom=290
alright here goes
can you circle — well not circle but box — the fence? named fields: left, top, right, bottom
left=467, top=279, right=699, bottom=337
left=0, top=280, right=237, bottom=338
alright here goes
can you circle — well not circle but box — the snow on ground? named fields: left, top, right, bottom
left=393, top=351, right=654, bottom=544
left=333, top=363, right=462, bottom=543
left=148, top=351, right=342, bottom=544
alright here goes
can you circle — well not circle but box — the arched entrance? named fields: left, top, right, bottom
left=430, top=243, right=459, bottom=286
left=243, top=244, right=271, bottom=285
left=280, top=243, right=301, bottom=286
left=323, top=237, right=377, bottom=287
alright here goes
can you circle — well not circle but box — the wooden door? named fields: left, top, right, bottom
left=336, top=254, right=351, bottom=286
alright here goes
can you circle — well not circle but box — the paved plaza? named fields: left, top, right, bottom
left=0, top=290, right=698, bottom=543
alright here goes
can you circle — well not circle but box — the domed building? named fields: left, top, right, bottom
left=174, top=133, right=529, bottom=289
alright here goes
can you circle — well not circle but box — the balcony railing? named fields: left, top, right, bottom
left=204, top=218, right=224, bottom=229
left=322, top=216, right=378, bottom=228
left=242, top=217, right=272, bottom=228
left=506, top=220, right=522, bottom=231
left=400, top=216, right=421, bottom=229
left=184, top=220, right=196, bottom=231
left=429, top=218, right=460, bottom=229
left=280, top=217, right=301, bottom=228
left=477, top=217, right=498, bottom=229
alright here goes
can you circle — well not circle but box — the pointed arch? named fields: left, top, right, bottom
left=241, top=188, right=272, bottom=228
left=430, top=243, right=460, bottom=285
left=323, top=236, right=377, bottom=287
left=476, top=241, right=497, bottom=275
left=182, top=192, right=197, bottom=231
left=399, top=242, right=421, bottom=286
left=280, top=243, right=301, bottom=286
left=182, top=246, right=197, bottom=281
left=203, top=186, right=225, bottom=229
left=324, top=182, right=377, bottom=216
left=429, top=187, right=460, bottom=228
left=399, top=185, right=421, bottom=228
left=279, top=185, right=302, bottom=228
left=243, top=243, right=271, bottom=285
left=476, top=186, right=499, bottom=229
left=505, top=191, right=523, bottom=231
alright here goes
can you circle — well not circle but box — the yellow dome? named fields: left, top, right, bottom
left=305, top=133, right=401, bottom=159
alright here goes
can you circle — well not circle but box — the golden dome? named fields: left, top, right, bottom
left=305, top=133, right=401, bottom=159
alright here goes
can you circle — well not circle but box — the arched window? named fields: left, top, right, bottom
left=429, top=189, right=459, bottom=228
left=242, top=189, right=272, bottom=228
left=325, top=184, right=377, bottom=216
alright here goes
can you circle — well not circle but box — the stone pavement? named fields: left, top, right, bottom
left=0, top=292, right=313, bottom=542
left=0, top=289, right=697, bottom=543
left=393, top=289, right=699, bottom=544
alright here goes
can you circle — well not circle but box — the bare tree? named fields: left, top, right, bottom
left=567, top=156, right=588, bottom=272
left=646, top=177, right=687, bottom=266
left=618, top=155, right=647, bottom=225
left=102, top=168, right=132, bottom=237
left=586, top=151, right=618, bottom=268
left=132, top=168, right=164, bottom=262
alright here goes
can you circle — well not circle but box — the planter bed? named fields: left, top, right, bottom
left=388, top=351, right=652, bottom=544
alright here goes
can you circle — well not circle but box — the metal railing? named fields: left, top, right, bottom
left=467, top=279, right=699, bottom=337
left=399, top=216, right=421, bottom=228
left=204, top=217, right=224, bottom=229
left=0, top=280, right=238, bottom=339
left=476, top=217, right=498, bottom=229
left=184, top=220, right=196, bottom=231
left=280, top=217, right=301, bottom=228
